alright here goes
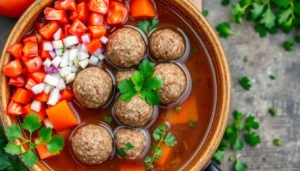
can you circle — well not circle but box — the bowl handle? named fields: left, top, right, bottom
left=204, top=161, right=221, bottom=171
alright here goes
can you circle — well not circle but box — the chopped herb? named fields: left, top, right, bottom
left=283, top=40, right=294, bottom=51
left=221, top=0, right=230, bottom=6
left=243, top=56, right=248, bottom=63
left=234, top=159, right=248, bottom=171
left=216, top=22, right=239, bottom=38
left=273, top=139, right=281, bottom=146
left=137, top=19, right=159, bottom=34
left=295, top=36, right=300, bottom=43
left=239, top=76, right=251, bottom=91
left=125, top=142, right=134, bottom=149
left=104, top=116, right=113, bottom=123
left=269, top=75, right=276, bottom=80
left=245, top=132, right=261, bottom=147
left=61, top=48, right=65, bottom=54
left=175, top=105, right=182, bottom=112
left=229, top=155, right=234, bottom=161
left=192, top=47, right=199, bottom=54
left=203, top=10, right=209, bottom=17
left=189, top=119, right=196, bottom=128
left=118, top=148, right=126, bottom=157
left=269, top=108, right=276, bottom=116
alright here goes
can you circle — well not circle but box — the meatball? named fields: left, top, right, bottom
left=114, top=95, right=153, bottom=127
left=71, top=124, right=113, bottom=165
left=106, top=28, right=146, bottom=68
left=149, top=29, right=185, bottom=60
left=115, top=70, right=135, bottom=84
left=73, top=67, right=112, bottom=109
left=153, top=63, right=187, bottom=104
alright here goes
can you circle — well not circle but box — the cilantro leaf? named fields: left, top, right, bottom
left=47, top=135, right=64, bottom=154
left=131, top=71, right=144, bottom=92
left=152, top=123, right=167, bottom=141
left=275, top=0, right=290, bottom=8
left=231, top=3, right=245, bottom=24
left=250, top=3, right=265, bottom=20
left=239, top=76, right=251, bottom=90
left=4, top=143, right=21, bottom=155
left=212, top=150, right=225, bottom=164
left=125, top=142, right=134, bottom=149
left=20, top=150, right=38, bottom=167
left=144, top=76, right=163, bottom=91
left=218, top=140, right=228, bottom=151
left=22, top=113, right=42, bottom=133
left=295, top=36, right=300, bottom=43
left=269, top=75, right=276, bottom=80
left=269, top=108, right=276, bottom=116
left=137, top=20, right=150, bottom=33
left=164, top=133, right=176, bottom=146
left=203, top=10, right=209, bottom=17
left=152, top=145, right=163, bottom=157
left=260, top=7, right=276, bottom=29
left=118, top=79, right=137, bottom=101
left=38, top=127, right=52, bottom=143
left=233, top=139, right=244, bottom=150
left=273, top=139, right=281, bottom=146
left=221, top=0, right=230, bottom=6
left=245, top=133, right=261, bottom=146
left=5, top=124, right=22, bottom=141
left=141, top=90, right=160, bottom=105
left=278, top=9, right=292, bottom=24
left=149, top=19, right=159, bottom=30
left=283, top=40, right=294, bottom=51
left=216, top=22, right=238, bottom=38
left=139, top=59, right=154, bottom=78
left=0, top=151, right=11, bottom=170
left=225, top=127, right=238, bottom=143
left=245, top=116, right=259, bottom=131
left=234, top=159, right=248, bottom=171
left=118, top=148, right=126, bottom=157
left=254, top=24, right=267, bottom=37
left=233, top=110, right=245, bottom=120
left=189, top=119, right=197, bottom=128
left=104, top=116, right=113, bottom=123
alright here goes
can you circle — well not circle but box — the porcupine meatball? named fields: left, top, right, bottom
left=73, top=67, right=112, bottom=109
left=149, top=29, right=185, bottom=60
left=71, top=124, right=113, bottom=165
left=114, top=95, right=153, bottom=127
left=153, top=63, right=187, bottom=104
left=115, top=128, right=147, bottom=160
left=106, top=28, right=146, bottom=68
left=115, top=70, right=135, bottom=84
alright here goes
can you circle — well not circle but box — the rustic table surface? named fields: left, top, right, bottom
left=0, top=0, right=299, bottom=171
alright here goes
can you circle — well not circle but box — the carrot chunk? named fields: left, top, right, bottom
left=46, top=100, right=78, bottom=132
left=130, top=0, right=156, bottom=19
left=35, top=138, right=59, bottom=160
left=156, top=144, right=172, bottom=166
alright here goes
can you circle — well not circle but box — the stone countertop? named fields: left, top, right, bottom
left=1, top=1, right=300, bottom=170
left=204, top=0, right=300, bottom=171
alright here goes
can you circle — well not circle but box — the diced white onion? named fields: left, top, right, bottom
left=89, top=55, right=99, bottom=65
left=51, top=73, right=62, bottom=80
left=98, top=54, right=105, bottom=61
left=31, top=100, right=42, bottom=112
left=31, top=83, right=45, bottom=95
left=63, top=36, right=79, bottom=48
left=78, top=52, right=89, bottom=60
left=68, top=60, right=73, bottom=67
left=49, top=51, right=56, bottom=58
left=71, top=65, right=78, bottom=73
left=43, top=58, right=52, bottom=67
left=73, top=57, right=79, bottom=67
left=92, top=48, right=102, bottom=56
left=43, top=41, right=53, bottom=51
left=47, top=88, right=60, bottom=106
left=65, top=73, right=76, bottom=84
left=52, top=56, right=62, bottom=67
left=81, top=34, right=91, bottom=44
left=43, top=84, right=53, bottom=94
left=55, top=48, right=63, bottom=56
left=79, top=59, right=89, bottom=69
left=43, top=118, right=54, bottom=128
left=60, top=50, right=69, bottom=67
left=44, top=75, right=59, bottom=87
left=99, top=36, right=108, bottom=44
left=53, top=28, right=62, bottom=41
left=59, top=67, right=71, bottom=77
left=80, top=44, right=88, bottom=52
left=164, top=121, right=171, bottom=129
left=56, top=79, right=66, bottom=90
left=52, top=40, right=63, bottom=49
left=69, top=48, right=78, bottom=61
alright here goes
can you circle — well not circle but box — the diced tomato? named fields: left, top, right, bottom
left=24, top=56, right=43, bottom=73
left=7, top=43, right=23, bottom=59
left=25, top=78, right=37, bottom=90
left=60, top=89, right=74, bottom=101
left=22, top=68, right=29, bottom=77
left=11, top=88, right=33, bottom=104
left=63, top=24, right=71, bottom=37
left=77, top=2, right=88, bottom=22
left=86, top=39, right=102, bottom=53
left=35, top=22, right=46, bottom=31
left=88, top=26, right=106, bottom=39
left=39, top=21, right=60, bottom=39
left=69, top=19, right=87, bottom=37
left=35, top=32, right=43, bottom=43
left=2, top=59, right=23, bottom=77
left=23, top=41, right=38, bottom=59
left=33, top=92, right=49, bottom=102
left=106, top=1, right=128, bottom=25
left=23, top=104, right=47, bottom=121
left=6, top=100, right=25, bottom=116
left=54, top=0, right=77, bottom=10
left=39, top=42, right=53, bottom=60
left=8, top=76, right=25, bottom=87
left=28, top=71, right=46, bottom=83
left=69, top=10, right=78, bottom=21
left=57, top=13, right=69, bottom=25
left=44, top=7, right=67, bottom=21
left=88, top=0, right=109, bottom=15
left=78, top=0, right=88, bottom=3
left=88, top=13, right=104, bottom=26
left=23, top=34, right=37, bottom=44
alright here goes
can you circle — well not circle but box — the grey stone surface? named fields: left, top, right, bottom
left=203, top=0, right=300, bottom=171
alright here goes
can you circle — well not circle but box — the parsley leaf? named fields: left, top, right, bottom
left=269, top=108, right=276, bottom=116
left=245, top=133, right=261, bottom=146
left=61, top=48, right=65, bottom=54
left=4, top=143, right=21, bottom=155
left=254, top=24, right=267, bottom=37
left=233, top=110, right=245, bottom=120
left=141, top=90, right=161, bottom=105
left=245, top=116, right=259, bottom=131
left=250, top=3, right=265, bottom=21
left=139, top=59, right=154, bottom=78
left=137, top=19, right=159, bottom=34
left=104, top=116, right=113, bottom=123
left=275, top=0, right=290, bottom=8
left=164, top=133, right=176, bottom=146
left=38, top=127, right=52, bottom=143
left=118, top=79, right=137, bottom=101
left=243, top=56, right=248, bottom=63
left=143, top=76, right=163, bottom=91
left=149, top=19, right=159, bottom=30
left=47, top=136, right=64, bottom=154
left=283, top=40, right=294, bottom=51
left=22, top=113, right=42, bottom=133
left=234, top=159, right=248, bottom=171
left=233, top=139, right=244, bottom=150
left=131, top=71, right=144, bottom=92
left=239, top=76, right=251, bottom=90
left=278, top=9, right=292, bottom=24
left=216, top=22, right=239, bottom=38
left=189, top=119, right=197, bottom=128
left=118, top=148, right=126, bottom=157
left=125, top=142, right=134, bottom=149
left=213, top=150, right=225, bottom=164
left=273, top=139, right=281, bottom=146
left=21, top=150, right=38, bottom=167
left=203, top=10, right=209, bottom=17
left=295, top=36, right=300, bottom=43
left=5, top=124, right=22, bottom=141
left=269, top=75, right=276, bottom=80
left=260, top=7, right=276, bottom=29
left=221, top=0, right=230, bottom=6
left=0, top=151, right=11, bottom=170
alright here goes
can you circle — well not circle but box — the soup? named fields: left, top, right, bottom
left=4, top=0, right=217, bottom=170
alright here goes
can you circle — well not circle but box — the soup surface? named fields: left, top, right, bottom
left=12, top=1, right=217, bottom=170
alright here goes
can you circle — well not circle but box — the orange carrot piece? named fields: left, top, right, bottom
left=33, top=92, right=49, bottom=102
left=156, top=144, right=172, bottom=166
left=60, top=89, right=74, bottom=101
left=130, top=0, right=156, bottom=19
left=165, top=96, right=199, bottom=124
left=46, top=100, right=78, bottom=132
left=35, top=138, right=59, bottom=160
left=22, top=104, right=47, bottom=122
left=120, top=162, right=146, bottom=171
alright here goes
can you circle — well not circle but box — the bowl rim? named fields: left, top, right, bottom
left=0, top=0, right=231, bottom=170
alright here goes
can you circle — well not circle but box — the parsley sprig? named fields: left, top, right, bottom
left=117, top=142, right=134, bottom=157
left=137, top=19, right=159, bottom=34
left=213, top=111, right=261, bottom=171
left=118, top=60, right=163, bottom=105
left=144, top=123, right=176, bottom=169
left=4, top=114, right=64, bottom=167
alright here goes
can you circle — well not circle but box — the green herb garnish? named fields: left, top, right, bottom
left=203, top=10, right=209, bottom=17
left=144, top=123, right=176, bottom=169
left=118, top=60, right=163, bottom=105
left=216, top=22, right=239, bottom=38
left=137, top=19, right=159, bottom=34
left=295, top=36, right=300, bottom=43
left=175, top=105, right=182, bottom=112
left=61, top=48, right=65, bottom=54
left=239, top=76, right=251, bottom=91
left=269, top=75, right=276, bottom=80
left=125, top=142, right=134, bottom=150
left=234, top=159, right=248, bottom=171
left=221, top=0, right=230, bottom=6
left=4, top=114, right=64, bottom=167
left=243, top=56, right=248, bottom=63
left=269, top=108, right=276, bottom=116
left=273, top=139, right=281, bottom=146
left=283, top=40, right=294, bottom=51
left=189, top=119, right=197, bottom=128
left=118, top=148, right=126, bottom=157
left=104, top=116, right=112, bottom=123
